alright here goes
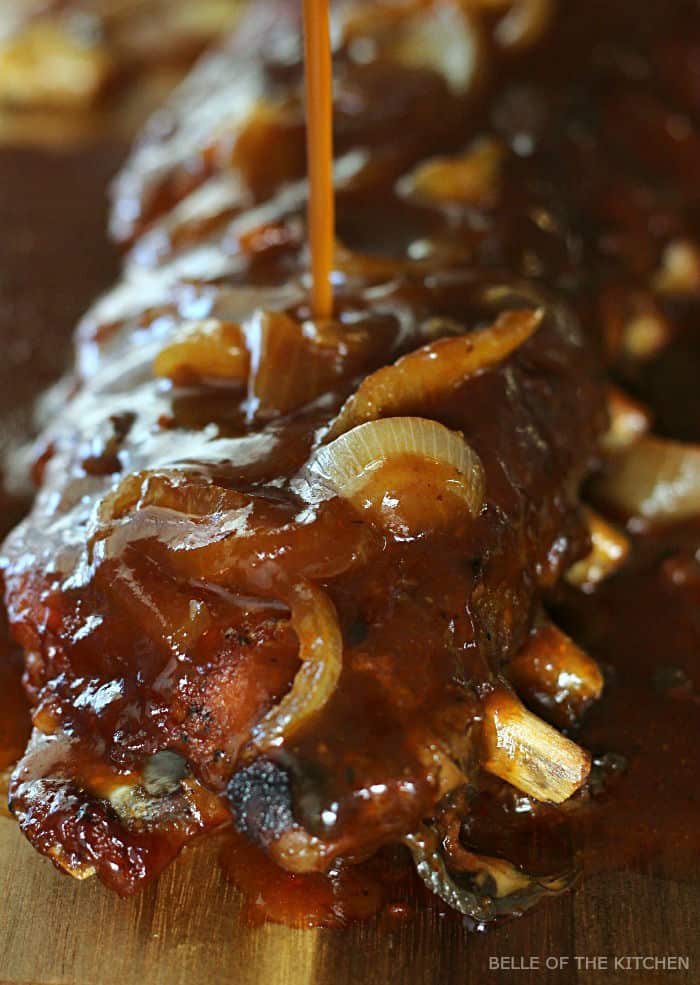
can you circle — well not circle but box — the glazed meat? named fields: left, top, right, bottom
left=2, top=0, right=617, bottom=915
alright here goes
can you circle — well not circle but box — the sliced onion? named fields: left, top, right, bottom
left=245, top=310, right=372, bottom=418
left=94, top=470, right=249, bottom=534
left=327, top=307, right=542, bottom=439
left=231, top=100, right=307, bottom=199
left=246, top=582, right=343, bottom=755
left=94, top=471, right=372, bottom=594
left=594, top=436, right=700, bottom=523
left=153, top=318, right=249, bottom=384
left=397, top=139, right=505, bottom=208
left=300, top=417, right=485, bottom=535
left=93, top=563, right=214, bottom=661
left=482, top=686, right=591, bottom=804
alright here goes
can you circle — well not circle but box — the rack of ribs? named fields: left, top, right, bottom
left=3, top=0, right=638, bottom=920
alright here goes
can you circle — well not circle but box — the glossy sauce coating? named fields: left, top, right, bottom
left=0, top=0, right=699, bottom=926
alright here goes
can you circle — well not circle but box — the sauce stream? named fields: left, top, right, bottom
left=303, top=0, right=335, bottom=318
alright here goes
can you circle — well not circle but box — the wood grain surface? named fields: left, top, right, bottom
left=2, top=816, right=699, bottom=985
left=0, top=144, right=698, bottom=985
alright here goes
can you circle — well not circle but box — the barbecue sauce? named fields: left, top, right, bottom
left=215, top=0, right=700, bottom=924
left=303, top=0, right=335, bottom=318
left=0, top=0, right=699, bottom=929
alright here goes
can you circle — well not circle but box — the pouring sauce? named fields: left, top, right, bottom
left=303, top=0, right=335, bottom=318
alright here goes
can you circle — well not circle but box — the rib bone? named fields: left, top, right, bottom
left=566, top=507, right=629, bottom=591
left=482, top=686, right=591, bottom=804
left=508, top=621, right=603, bottom=727
left=602, top=385, right=652, bottom=453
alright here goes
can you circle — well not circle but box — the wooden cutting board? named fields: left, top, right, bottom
left=0, top=142, right=698, bottom=985
left=2, top=815, right=699, bottom=985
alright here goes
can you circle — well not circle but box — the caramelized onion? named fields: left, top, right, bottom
left=398, top=139, right=505, bottom=207
left=300, top=417, right=485, bottom=535
left=94, top=472, right=373, bottom=594
left=327, top=308, right=541, bottom=439
left=96, top=571, right=213, bottom=661
left=95, top=470, right=247, bottom=529
left=154, top=307, right=381, bottom=413
left=594, top=436, right=700, bottom=523
left=482, top=687, right=591, bottom=804
left=245, top=310, right=375, bottom=418
left=153, top=319, right=249, bottom=384
left=231, top=101, right=307, bottom=200
left=246, top=582, right=343, bottom=755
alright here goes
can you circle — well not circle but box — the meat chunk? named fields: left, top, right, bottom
left=1, top=0, right=605, bottom=899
